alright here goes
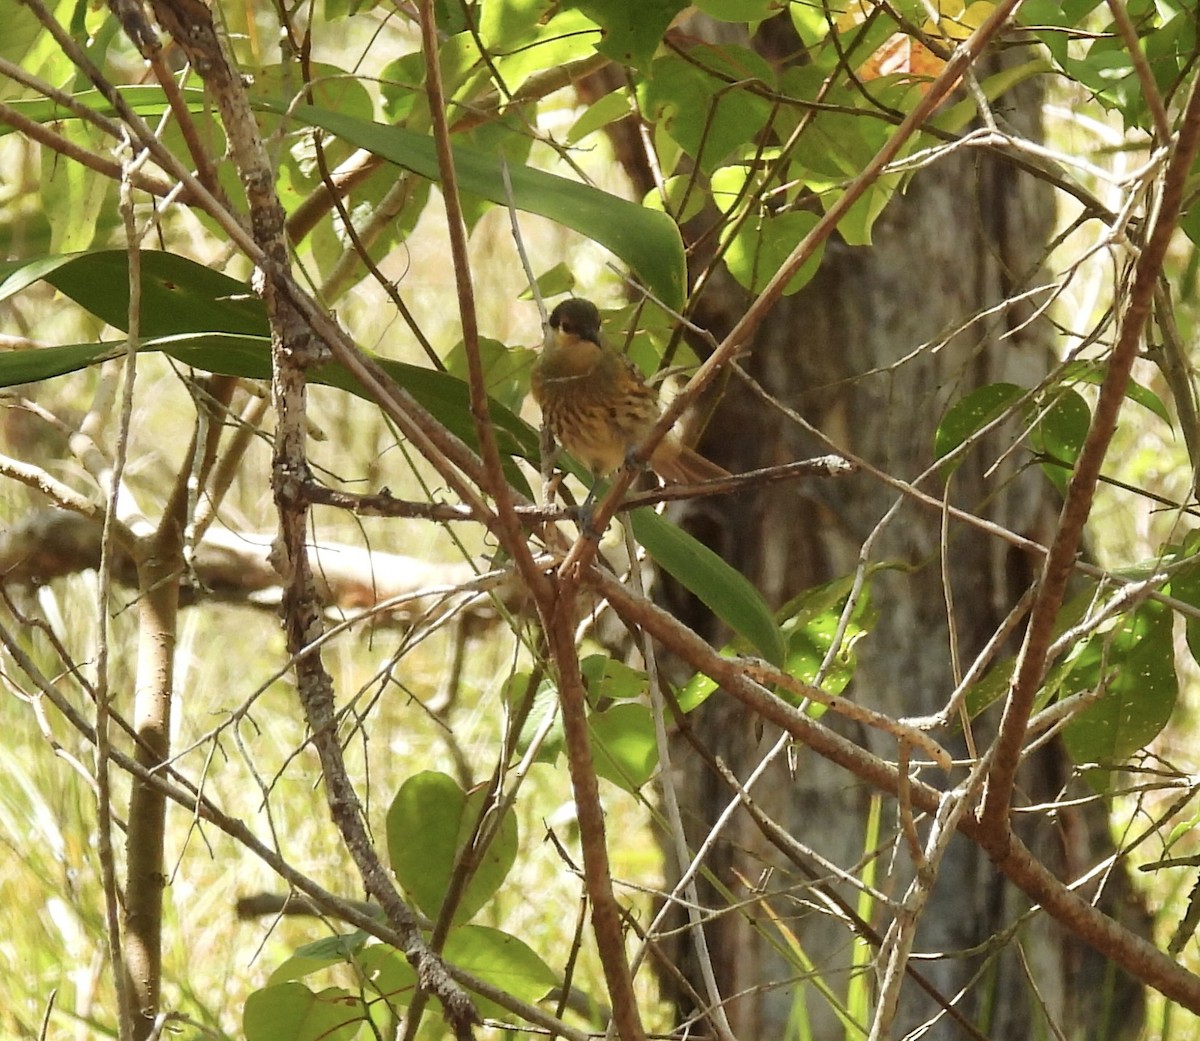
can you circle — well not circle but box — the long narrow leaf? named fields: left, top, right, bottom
left=284, top=103, right=687, bottom=310
left=630, top=507, right=786, bottom=665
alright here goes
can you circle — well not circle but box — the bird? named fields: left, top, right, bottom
left=530, top=297, right=729, bottom=491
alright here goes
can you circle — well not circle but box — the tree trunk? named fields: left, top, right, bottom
left=585, top=22, right=1150, bottom=1040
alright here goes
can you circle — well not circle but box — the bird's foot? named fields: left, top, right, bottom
left=570, top=485, right=602, bottom=540
left=570, top=504, right=602, bottom=540
left=623, top=447, right=651, bottom=474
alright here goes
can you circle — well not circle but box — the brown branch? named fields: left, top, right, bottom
left=980, top=75, right=1200, bottom=840
left=132, top=0, right=480, bottom=1034
left=417, top=2, right=637, bottom=1032
left=0, top=101, right=178, bottom=197
left=1105, top=0, right=1171, bottom=144
left=543, top=578, right=647, bottom=1041
left=417, top=0, right=546, bottom=600
left=584, top=565, right=1200, bottom=1014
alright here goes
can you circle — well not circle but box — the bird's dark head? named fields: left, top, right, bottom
left=548, top=298, right=602, bottom=345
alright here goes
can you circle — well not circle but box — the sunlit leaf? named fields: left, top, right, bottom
left=638, top=49, right=775, bottom=174
left=561, top=0, right=687, bottom=67
left=1061, top=600, right=1177, bottom=773
left=386, top=771, right=518, bottom=924
left=590, top=702, right=658, bottom=791
left=696, top=0, right=786, bottom=21
left=443, top=925, right=558, bottom=1020
left=721, top=210, right=823, bottom=295
left=568, top=89, right=634, bottom=144
left=244, top=982, right=365, bottom=1041
left=778, top=571, right=876, bottom=699
left=280, top=104, right=687, bottom=309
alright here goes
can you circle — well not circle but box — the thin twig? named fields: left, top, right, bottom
left=981, top=73, right=1200, bottom=841
left=1105, top=0, right=1172, bottom=144
left=622, top=526, right=737, bottom=1041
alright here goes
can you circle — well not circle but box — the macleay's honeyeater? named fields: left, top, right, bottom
left=531, top=297, right=729, bottom=487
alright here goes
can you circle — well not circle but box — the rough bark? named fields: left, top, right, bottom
left=582, top=20, right=1150, bottom=1040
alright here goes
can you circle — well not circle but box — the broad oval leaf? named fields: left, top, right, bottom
left=1030, top=387, right=1090, bottom=494
left=386, top=770, right=518, bottom=924
left=565, top=0, right=687, bottom=68
left=638, top=48, right=775, bottom=174
left=580, top=654, right=648, bottom=703
left=934, top=382, right=1025, bottom=466
left=268, top=931, right=370, bottom=985
left=590, top=702, right=658, bottom=791
left=1061, top=600, right=1177, bottom=774
left=721, top=209, right=823, bottom=296
left=443, top=924, right=558, bottom=1020
left=243, top=982, right=365, bottom=1041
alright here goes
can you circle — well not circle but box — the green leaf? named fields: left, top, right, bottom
left=386, top=771, right=518, bottom=924
left=934, top=382, right=1025, bottom=466
left=644, top=174, right=706, bottom=225
left=269, top=932, right=370, bottom=985
left=489, top=10, right=601, bottom=92
left=0, top=85, right=209, bottom=137
left=679, top=569, right=879, bottom=714
left=835, top=174, right=901, bottom=247
left=1061, top=600, right=1177, bottom=772
left=778, top=572, right=876, bottom=699
left=254, top=62, right=375, bottom=127
left=638, top=49, right=774, bottom=174
left=1166, top=552, right=1200, bottom=665
left=0, top=251, right=540, bottom=491
left=589, top=702, right=658, bottom=791
left=965, top=585, right=1098, bottom=718
left=504, top=673, right=564, bottom=765
left=443, top=925, right=558, bottom=1020
left=930, top=58, right=1054, bottom=137
left=281, top=104, right=687, bottom=310
left=357, top=945, right=417, bottom=1008
left=721, top=209, right=823, bottom=296
left=677, top=671, right=719, bottom=714
left=580, top=654, right=648, bottom=702
left=561, top=0, right=687, bottom=67
left=1061, top=359, right=1171, bottom=425
left=1030, top=387, right=1090, bottom=494
left=444, top=337, right=536, bottom=414
left=0, top=250, right=268, bottom=337
left=243, top=982, right=365, bottom=1041
left=41, top=125, right=111, bottom=253
left=568, top=89, right=634, bottom=145
left=630, top=507, right=786, bottom=665
left=695, top=0, right=787, bottom=21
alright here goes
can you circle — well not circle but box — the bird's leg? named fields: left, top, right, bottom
left=623, top=445, right=652, bottom=475
left=571, top=475, right=604, bottom=538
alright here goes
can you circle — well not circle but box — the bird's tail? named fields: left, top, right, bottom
left=650, top=437, right=730, bottom=485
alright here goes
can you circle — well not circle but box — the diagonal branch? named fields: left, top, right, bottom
left=584, top=564, right=1200, bottom=1014
left=980, top=74, right=1200, bottom=841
